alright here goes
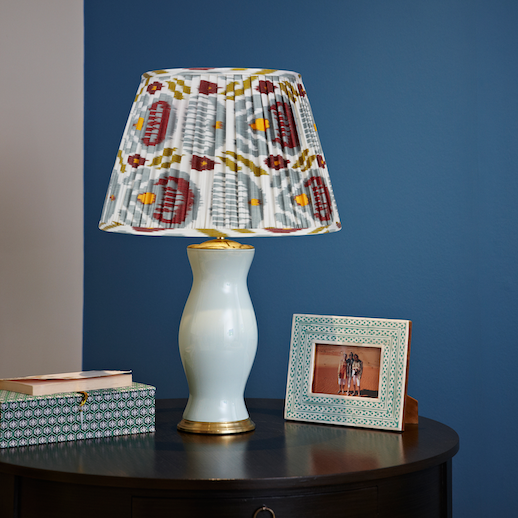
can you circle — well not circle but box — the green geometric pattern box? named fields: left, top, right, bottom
left=0, top=382, right=155, bottom=448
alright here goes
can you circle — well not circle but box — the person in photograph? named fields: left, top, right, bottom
left=351, top=353, right=363, bottom=396
left=337, top=352, right=347, bottom=394
left=346, top=352, right=354, bottom=396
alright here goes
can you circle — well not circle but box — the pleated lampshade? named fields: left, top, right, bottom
left=99, top=68, right=341, bottom=238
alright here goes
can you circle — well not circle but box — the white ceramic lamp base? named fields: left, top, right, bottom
left=177, top=241, right=257, bottom=434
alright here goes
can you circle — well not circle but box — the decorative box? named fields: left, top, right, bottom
left=0, top=382, right=155, bottom=448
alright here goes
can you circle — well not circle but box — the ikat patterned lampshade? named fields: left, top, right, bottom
left=99, top=68, right=341, bottom=238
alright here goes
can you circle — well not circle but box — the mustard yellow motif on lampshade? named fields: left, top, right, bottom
left=295, top=193, right=310, bottom=206
left=137, top=192, right=156, bottom=205
left=250, top=118, right=270, bottom=131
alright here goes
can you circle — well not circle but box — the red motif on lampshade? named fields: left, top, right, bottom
left=147, top=81, right=163, bottom=95
left=264, top=155, right=290, bottom=170
left=316, top=155, right=326, bottom=168
left=256, top=80, right=276, bottom=94
left=304, top=176, right=332, bottom=222
left=265, top=228, right=302, bottom=234
left=128, top=154, right=146, bottom=168
left=270, top=101, right=299, bottom=149
left=198, top=80, right=218, bottom=95
left=191, top=155, right=216, bottom=171
left=153, top=176, right=195, bottom=225
left=142, top=101, right=171, bottom=147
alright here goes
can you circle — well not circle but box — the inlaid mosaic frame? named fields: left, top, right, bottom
left=284, top=314, right=412, bottom=431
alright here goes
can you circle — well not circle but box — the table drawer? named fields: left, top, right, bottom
left=132, top=487, right=377, bottom=518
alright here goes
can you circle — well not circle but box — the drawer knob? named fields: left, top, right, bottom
left=253, top=506, right=276, bottom=518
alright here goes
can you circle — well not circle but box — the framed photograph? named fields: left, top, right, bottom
left=284, top=314, right=412, bottom=431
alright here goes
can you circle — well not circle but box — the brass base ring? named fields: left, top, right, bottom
left=177, top=417, right=255, bottom=435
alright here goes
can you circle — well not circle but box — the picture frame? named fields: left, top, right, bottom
left=284, top=314, right=412, bottom=432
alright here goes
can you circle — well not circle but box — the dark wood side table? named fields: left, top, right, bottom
left=0, top=398, right=458, bottom=518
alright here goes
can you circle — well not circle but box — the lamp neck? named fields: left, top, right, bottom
left=188, top=239, right=254, bottom=250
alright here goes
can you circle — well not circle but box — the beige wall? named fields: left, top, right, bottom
left=0, top=1, right=83, bottom=377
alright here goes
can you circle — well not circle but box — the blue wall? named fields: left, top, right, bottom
left=84, top=1, right=518, bottom=515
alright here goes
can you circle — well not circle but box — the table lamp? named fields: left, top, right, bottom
left=99, top=68, right=341, bottom=434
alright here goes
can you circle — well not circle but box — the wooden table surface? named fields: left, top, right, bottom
left=0, top=398, right=459, bottom=486
left=0, top=398, right=459, bottom=518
